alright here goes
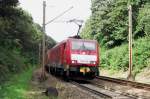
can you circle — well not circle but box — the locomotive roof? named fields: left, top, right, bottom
left=50, top=38, right=97, bottom=50
left=68, top=38, right=97, bottom=42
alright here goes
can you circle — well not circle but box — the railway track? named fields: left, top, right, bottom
left=88, top=76, right=150, bottom=99
left=96, top=76, right=150, bottom=91
left=51, top=72, right=150, bottom=98
left=71, top=81, right=136, bottom=99
left=71, top=81, right=112, bottom=99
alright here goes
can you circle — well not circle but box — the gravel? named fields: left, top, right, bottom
left=30, top=68, right=101, bottom=99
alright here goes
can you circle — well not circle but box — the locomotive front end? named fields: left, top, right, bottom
left=69, top=39, right=99, bottom=79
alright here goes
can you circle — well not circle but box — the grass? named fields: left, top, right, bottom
left=0, top=66, right=46, bottom=99
left=0, top=67, right=33, bottom=99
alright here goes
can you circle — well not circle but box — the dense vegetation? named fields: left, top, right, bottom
left=0, top=0, right=56, bottom=84
left=101, top=37, right=150, bottom=75
left=81, top=0, right=150, bottom=74
left=81, top=0, right=150, bottom=47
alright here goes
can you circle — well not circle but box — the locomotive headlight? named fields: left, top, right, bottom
left=72, top=60, right=75, bottom=63
left=72, top=60, right=77, bottom=63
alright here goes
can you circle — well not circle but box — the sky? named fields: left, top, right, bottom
left=19, top=0, right=91, bottom=42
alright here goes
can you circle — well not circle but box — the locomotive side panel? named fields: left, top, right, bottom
left=50, top=46, right=61, bottom=67
left=47, top=41, right=68, bottom=68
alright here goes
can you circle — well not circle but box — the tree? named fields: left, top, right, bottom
left=81, top=0, right=150, bottom=48
left=135, top=3, right=150, bottom=37
left=0, top=0, right=18, bottom=7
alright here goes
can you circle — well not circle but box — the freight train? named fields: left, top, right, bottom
left=45, top=36, right=99, bottom=80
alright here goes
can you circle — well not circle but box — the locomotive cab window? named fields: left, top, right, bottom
left=71, top=40, right=96, bottom=51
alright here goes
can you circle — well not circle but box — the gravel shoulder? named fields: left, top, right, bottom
left=26, top=68, right=99, bottom=99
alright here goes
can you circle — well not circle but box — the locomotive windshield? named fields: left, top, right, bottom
left=72, top=40, right=96, bottom=51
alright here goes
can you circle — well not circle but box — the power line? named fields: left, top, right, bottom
left=45, top=6, right=73, bottom=25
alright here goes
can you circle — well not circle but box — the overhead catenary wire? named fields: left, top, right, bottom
left=45, top=6, right=73, bottom=25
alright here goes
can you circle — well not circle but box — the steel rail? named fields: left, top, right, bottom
left=96, top=76, right=150, bottom=91
left=71, top=81, right=112, bottom=99
left=90, top=81, right=138, bottom=99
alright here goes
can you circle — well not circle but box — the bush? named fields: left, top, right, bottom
left=101, top=37, right=150, bottom=75
left=0, top=47, right=27, bottom=84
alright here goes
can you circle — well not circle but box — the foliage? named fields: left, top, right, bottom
left=81, top=0, right=150, bottom=48
left=101, top=37, right=150, bottom=75
left=80, top=18, right=93, bottom=39
left=0, top=1, right=56, bottom=83
left=0, top=0, right=18, bottom=7
left=0, top=47, right=26, bottom=83
left=135, top=3, right=150, bottom=37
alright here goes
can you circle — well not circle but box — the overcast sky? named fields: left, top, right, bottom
left=19, top=0, right=91, bottom=42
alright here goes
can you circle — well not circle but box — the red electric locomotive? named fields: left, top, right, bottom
left=45, top=36, right=99, bottom=80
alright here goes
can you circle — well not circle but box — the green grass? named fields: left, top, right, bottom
left=0, top=67, right=34, bottom=99
left=100, top=37, right=150, bottom=76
